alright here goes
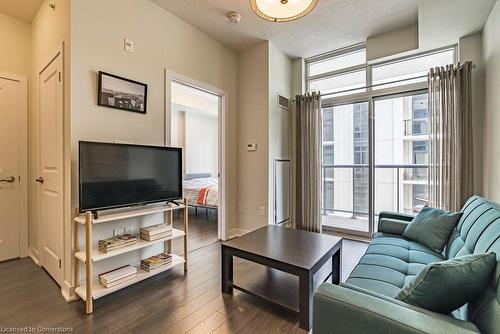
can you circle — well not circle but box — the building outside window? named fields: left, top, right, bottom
left=307, top=45, right=455, bottom=235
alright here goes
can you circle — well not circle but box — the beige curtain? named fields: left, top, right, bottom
left=294, top=92, right=322, bottom=232
left=428, top=62, right=474, bottom=211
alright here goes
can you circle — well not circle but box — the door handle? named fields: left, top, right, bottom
left=35, top=177, right=44, bottom=184
left=0, top=176, right=15, bottom=183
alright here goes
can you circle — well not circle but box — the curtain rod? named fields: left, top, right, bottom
left=293, top=62, right=476, bottom=102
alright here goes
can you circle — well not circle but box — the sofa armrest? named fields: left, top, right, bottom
left=313, top=283, right=479, bottom=334
left=378, top=211, right=414, bottom=222
left=377, top=211, right=414, bottom=235
left=378, top=218, right=410, bottom=235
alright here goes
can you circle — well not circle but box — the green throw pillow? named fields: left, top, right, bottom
left=395, top=253, right=497, bottom=313
left=403, top=206, right=462, bottom=253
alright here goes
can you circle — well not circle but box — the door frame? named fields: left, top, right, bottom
left=164, top=70, right=228, bottom=241
left=0, top=71, right=28, bottom=258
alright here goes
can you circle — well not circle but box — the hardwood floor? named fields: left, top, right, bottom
left=0, top=220, right=367, bottom=334
left=173, top=207, right=219, bottom=252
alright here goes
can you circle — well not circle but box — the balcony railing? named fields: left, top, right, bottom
left=322, top=164, right=429, bottom=218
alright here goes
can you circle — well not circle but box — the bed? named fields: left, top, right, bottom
left=182, top=173, right=218, bottom=214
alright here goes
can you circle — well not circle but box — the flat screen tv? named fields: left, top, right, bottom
left=79, top=141, right=182, bottom=213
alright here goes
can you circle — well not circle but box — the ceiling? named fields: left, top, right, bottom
left=151, top=0, right=497, bottom=59
left=0, top=0, right=43, bottom=23
left=417, top=0, right=496, bottom=51
left=151, top=0, right=419, bottom=58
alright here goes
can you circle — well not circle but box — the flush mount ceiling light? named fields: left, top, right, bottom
left=250, top=0, right=319, bottom=22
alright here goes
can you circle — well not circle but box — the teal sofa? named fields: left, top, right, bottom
left=313, top=195, right=500, bottom=333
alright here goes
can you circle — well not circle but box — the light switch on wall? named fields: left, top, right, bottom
left=259, top=206, right=266, bottom=216
left=124, top=38, right=134, bottom=53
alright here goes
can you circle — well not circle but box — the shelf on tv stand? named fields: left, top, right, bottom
left=74, top=228, right=185, bottom=263
left=74, top=202, right=185, bottom=225
left=75, top=254, right=185, bottom=300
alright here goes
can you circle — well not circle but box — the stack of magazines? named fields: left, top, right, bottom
left=98, top=265, right=137, bottom=288
left=140, top=253, right=173, bottom=272
left=140, top=223, right=172, bottom=241
left=98, top=234, right=137, bottom=253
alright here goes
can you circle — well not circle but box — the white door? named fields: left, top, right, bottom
left=38, top=53, right=64, bottom=285
left=0, top=76, right=22, bottom=261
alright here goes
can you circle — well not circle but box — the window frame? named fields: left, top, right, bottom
left=307, top=44, right=457, bottom=238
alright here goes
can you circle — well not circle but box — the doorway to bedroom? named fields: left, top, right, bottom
left=167, top=74, right=225, bottom=252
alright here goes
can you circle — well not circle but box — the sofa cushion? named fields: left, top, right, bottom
left=403, top=206, right=462, bottom=253
left=346, top=233, right=444, bottom=298
left=395, top=253, right=497, bottom=314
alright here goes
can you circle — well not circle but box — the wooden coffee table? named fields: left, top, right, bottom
left=221, top=225, right=342, bottom=330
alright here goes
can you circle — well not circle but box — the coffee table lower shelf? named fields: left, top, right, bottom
left=229, top=264, right=299, bottom=313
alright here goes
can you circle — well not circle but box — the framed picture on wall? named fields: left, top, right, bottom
left=97, top=71, right=148, bottom=114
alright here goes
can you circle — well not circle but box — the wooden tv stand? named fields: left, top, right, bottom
left=73, top=198, right=188, bottom=314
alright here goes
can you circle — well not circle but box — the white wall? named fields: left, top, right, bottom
left=290, top=58, right=305, bottom=227
left=482, top=1, right=500, bottom=202
left=268, top=42, right=293, bottom=225
left=70, top=0, right=238, bottom=283
left=237, top=42, right=269, bottom=232
left=184, top=109, right=218, bottom=177
left=367, top=25, right=419, bottom=61
left=171, top=82, right=219, bottom=178
left=0, top=13, right=31, bottom=76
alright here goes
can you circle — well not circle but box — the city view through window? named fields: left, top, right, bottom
left=307, top=46, right=454, bottom=235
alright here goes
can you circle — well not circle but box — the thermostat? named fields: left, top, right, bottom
left=247, top=143, right=257, bottom=151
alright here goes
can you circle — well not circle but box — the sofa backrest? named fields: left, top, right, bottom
left=444, top=195, right=500, bottom=333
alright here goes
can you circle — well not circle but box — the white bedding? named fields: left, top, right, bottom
left=182, top=177, right=218, bottom=207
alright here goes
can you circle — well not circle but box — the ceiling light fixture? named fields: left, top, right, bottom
left=250, top=0, right=319, bottom=22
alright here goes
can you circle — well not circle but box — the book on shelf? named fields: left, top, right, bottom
left=140, top=253, right=173, bottom=272
left=140, top=231, right=172, bottom=241
left=98, top=234, right=137, bottom=253
left=140, top=223, right=172, bottom=236
left=98, top=265, right=138, bottom=288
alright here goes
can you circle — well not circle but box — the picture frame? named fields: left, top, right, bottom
left=97, top=71, right=148, bottom=114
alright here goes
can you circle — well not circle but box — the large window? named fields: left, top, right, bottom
left=308, top=45, right=455, bottom=236
left=372, top=48, right=455, bottom=89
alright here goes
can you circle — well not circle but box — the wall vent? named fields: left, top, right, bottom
left=277, top=94, right=290, bottom=110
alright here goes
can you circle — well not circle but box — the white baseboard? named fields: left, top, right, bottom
left=28, top=247, right=40, bottom=266
left=227, top=228, right=251, bottom=239
left=61, top=280, right=78, bottom=302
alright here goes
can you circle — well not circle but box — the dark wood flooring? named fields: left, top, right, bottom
left=0, top=218, right=367, bottom=334
left=173, top=207, right=219, bottom=253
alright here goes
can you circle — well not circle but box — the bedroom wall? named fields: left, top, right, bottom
left=70, top=0, right=238, bottom=286
left=482, top=0, right=500, bottom=202
left=184, top=110, right=218, bottom=178
left=170, top=81, right=219, bottom=179
left=170, top=106, right=186, bottom=173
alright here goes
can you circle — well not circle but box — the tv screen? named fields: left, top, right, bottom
left=79, top=141, right=182, bottom=212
